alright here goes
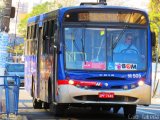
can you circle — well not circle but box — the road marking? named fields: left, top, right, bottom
left=137, top=109, right=156, bottom=115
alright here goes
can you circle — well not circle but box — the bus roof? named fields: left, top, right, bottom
left=28, top=5, right=148, bottom=25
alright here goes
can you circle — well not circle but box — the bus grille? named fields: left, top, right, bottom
left=74, top=95, right=137, bottom=102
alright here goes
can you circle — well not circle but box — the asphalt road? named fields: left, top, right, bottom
left=3, top=88, right=160, bottom=120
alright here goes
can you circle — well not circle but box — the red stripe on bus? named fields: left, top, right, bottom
left=57, top=80, right=69, bottom=85
left=57, top=80, right=102, bottom=87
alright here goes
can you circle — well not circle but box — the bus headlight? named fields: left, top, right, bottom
left=69, top=80, right=74, bottom=85
left=138, top=80, right=144, bottom=86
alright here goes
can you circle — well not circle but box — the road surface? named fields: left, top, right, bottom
left=2, top=88, right=160, bottom=120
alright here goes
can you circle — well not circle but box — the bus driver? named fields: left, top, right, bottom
left=113, top=33, right=139, bottom=54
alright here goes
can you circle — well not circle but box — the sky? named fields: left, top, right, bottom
left=79, top=0, right=150, bottom=11
left=11, top=0, right=150, bottom=12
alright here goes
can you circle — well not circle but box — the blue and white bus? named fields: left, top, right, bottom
left=25, top=2, right=155, bottom=116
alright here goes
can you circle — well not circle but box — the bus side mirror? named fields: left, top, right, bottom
left=151, top=32, right=156, bottom=47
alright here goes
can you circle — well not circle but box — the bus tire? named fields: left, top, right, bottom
left=32, top=78, right=42, bottom=109
left=43, top=78, right=51, bottom=109
left=31, top=76, right=34, bottom=97
left=50, top=104, right=67, bottom=116
left=123, top=105, right=136, bottom=118
left=91, top=106, right=101, bottom=112
left=44, top=102, right=50, bottom=109
left=33, top=98, right=42, bottom=109
left=113, top=106, right=121, bottom=113
left=101, top=106, right=111, bottom=112
left=48, top=78, right=52, bottom=103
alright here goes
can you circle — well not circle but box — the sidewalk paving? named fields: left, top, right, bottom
left=151, top=97, right=160, bottom=104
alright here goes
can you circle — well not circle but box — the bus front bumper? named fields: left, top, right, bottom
left=57, top=84, right=151, bottom=105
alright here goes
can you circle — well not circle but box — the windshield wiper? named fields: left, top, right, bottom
left=66, top=28, right=86, bottom=62
left=112, top=25, right=128, bottom=50
left=96, top=29, right=106, bottom=60
left=81, top=27, right=86, bottom=63
left=112, top=12, right=133, bottom=50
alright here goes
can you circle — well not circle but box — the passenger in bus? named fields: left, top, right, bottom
left=113, top=33, right=139, bottom=54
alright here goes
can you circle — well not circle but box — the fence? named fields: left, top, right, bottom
left=0, top=76, right=20, bottom=118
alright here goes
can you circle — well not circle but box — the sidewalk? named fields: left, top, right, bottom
left=151, top=97, right=160, bottom=104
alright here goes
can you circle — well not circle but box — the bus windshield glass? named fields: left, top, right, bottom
left=65, top=27, right=147, bottom=71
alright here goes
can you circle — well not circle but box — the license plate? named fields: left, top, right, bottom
left=98, top=92, right=114, bottom=99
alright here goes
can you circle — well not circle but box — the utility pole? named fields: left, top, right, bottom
left=0, top=0, right=15, bottom=32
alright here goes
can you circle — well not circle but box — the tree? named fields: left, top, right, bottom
left=149, top=0, right=160, bottom=34
left=7, top=44, right=24, bottom=55
left=149, top=0, right=160, bottom=61
left=18, top=2, right=55, bottom=37
left=18, top=0, right=76, bottom=37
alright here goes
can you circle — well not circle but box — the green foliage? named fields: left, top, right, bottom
left=149, top=0, right=160, bottom=37
left=18, top=0, right=76, bottom=38
left=7, top=44, right=24, bottom=55
left=149, top=0, right=160, bottom=61
left=18, top=2, right=55, bottom=37
left=18, top=0, right=77, bottom=37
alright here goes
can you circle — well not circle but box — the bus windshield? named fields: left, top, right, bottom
left=64, top=27, right=147, bottom=71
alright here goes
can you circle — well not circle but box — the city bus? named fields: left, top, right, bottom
left=25, top=2, right=155, bottom=117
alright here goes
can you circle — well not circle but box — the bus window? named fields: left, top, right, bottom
left=25, top=41, right=28, bottom=55
left=33, top=24, right=37, bottom=39
left=31, top=40, right=36, bottom=55
left=27, top=26, right=30, bottom=39
left=48, top=20, right=57, bottom=54
left=28, top=26, right=32, bottom=39
left=43, top=21, right=49, bottom=54
left=31, top=26, right=34, bottom=39
left=65, top=27, right=147, bottom=71
left=26, top=41, right=30, bottom=55
left=49, top=20, right=55, bottom=37
left=110, top=29, right=147, bottom=71
left=49, top=20, right=55, bottom=52
left=65, top=27, right=106, bottom=70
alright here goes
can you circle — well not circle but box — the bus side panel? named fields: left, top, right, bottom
left=24, top=56, right=32, bottom=96
left=31, top=55, right=38, bottom=98
left=24, top=55, right=37, bottom=96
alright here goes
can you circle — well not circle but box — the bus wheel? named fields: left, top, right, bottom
left=101, top=106, right=111, bottom=112
left=123, top=105, right=136, bottom=118
left=113, top=106, right=121, bottom=113
left=33, top=99, right=42, bottom=109
left=31, top=76, right=34, bottom=97
left=91, top=106, right=101, bottom=111
left=50, top=104, right=67, bottom=116
left=43, top=102, right=50, bottom=109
